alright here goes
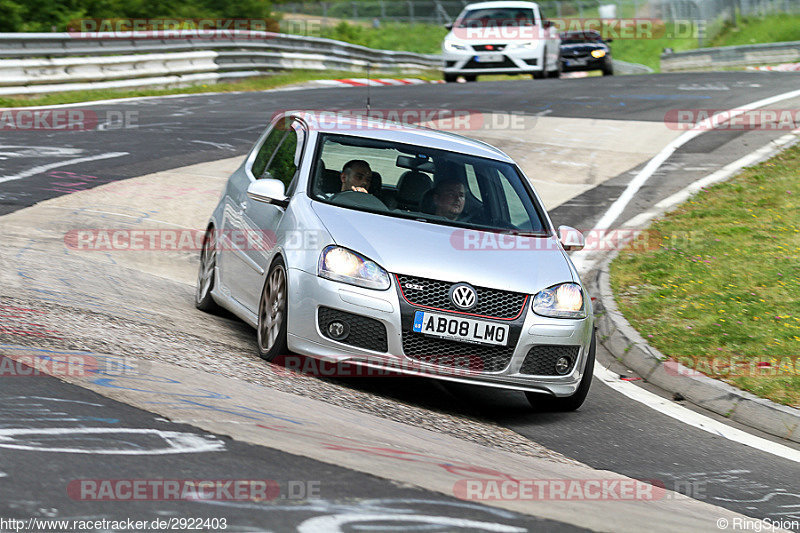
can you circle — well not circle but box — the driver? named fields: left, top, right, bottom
left=432, top=178, right=467, bottom=220
left=340, top=159, right=372, bottom=193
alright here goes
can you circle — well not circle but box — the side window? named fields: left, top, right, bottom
left=265, top=127, right=298, bottom=188
left=251, top=119, right=303, bottom=189
left=251, top=127, right=285, bottom=180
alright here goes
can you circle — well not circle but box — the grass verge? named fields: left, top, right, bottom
left=0, top=69, right=440, bottom=108
left=610, top=143, right=800, bottom=408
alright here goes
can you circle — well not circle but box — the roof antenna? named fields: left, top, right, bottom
left=366, top=63, right=372, bottom=115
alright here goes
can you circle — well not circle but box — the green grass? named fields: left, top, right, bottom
left=281, top=19, right=448, bottom=54
left=610, top=13, right=800, bottom=71
left=610, top=145, right=800, bottom=408
left=0, top=69, right=440, bottom=108
left=609, top=22, right=701, bottom=71
left=709, top=14, right=800, bottom=47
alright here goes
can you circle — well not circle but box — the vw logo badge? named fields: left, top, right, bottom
left=449, top=283, right=477, bottom=310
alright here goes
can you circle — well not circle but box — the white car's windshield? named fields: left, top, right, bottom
left=310, top=133, right=548, bottom=235
left=456, top=8, right=537, bottom=28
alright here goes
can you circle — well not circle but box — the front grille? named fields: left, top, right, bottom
left=396, top=274, right=527, bottom=319
left=472, top=44, right=507, bottom=51
left=463, top=56, right=517, bottom=69
left=401, top=331, right=516, bottom=372
left=520, top=345, right=580, bottom=375
left=318, top=307, right=388, bottom=352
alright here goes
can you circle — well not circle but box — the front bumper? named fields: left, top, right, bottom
left=286, top=268, right=594, bottom=396
left=443, top=48, right=543, bottom=75
left=561, top=56, right=610, bottom=72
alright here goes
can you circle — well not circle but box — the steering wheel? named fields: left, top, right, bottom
left=330, top=190, right=387, bottom=210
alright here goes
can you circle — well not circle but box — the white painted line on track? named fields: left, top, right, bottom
left=0, top=152, right=129, bottom=185
left=595, top=365, right=800, bottom=463
left=572, top=87, right=800, bottom=272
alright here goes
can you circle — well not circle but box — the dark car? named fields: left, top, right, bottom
left=559, top=30, right=613, bottom=76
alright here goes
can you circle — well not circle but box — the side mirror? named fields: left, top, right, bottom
left=444, top=22, right=453, bottom=30
left=605, top=37, right=613, bottom=43
left=247, top=179, right=289, bottom=208
left=558, top=225, right=585, bottom=251
left=543, top=20, right=553, bottom=28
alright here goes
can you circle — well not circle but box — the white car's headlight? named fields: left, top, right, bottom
left=444, top=40, right=469, bottom=52
left=318, top=245, right=390, bottom=290
left=532, top=283, right=585, bottom=318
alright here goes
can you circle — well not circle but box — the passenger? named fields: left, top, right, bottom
left=432, top=179, right=467, bottom=220
left=340, top=159, right=372, bottom=193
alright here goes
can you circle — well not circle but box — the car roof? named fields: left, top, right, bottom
left=286, top=112, right=514, bottom=163
left=463, top=1, right=541, bottom=10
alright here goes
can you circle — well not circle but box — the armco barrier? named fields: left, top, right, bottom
left=0, top=30, right=441, bottom=95
left=612, top=59, right=653, bottom=75
left=661, top=40, right=800, bottom=72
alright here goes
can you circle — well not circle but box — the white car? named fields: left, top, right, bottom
left=442, top=1, right=562, bottom=82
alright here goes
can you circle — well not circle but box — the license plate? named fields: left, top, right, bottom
left=474, top=53, right=504, bottom=63
left=412, top=311, right=509, bottom=346
left=566, top=58, right=587, bottom=66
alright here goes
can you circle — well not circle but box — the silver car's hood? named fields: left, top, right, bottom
left=311, top=202, right=575, bottom=294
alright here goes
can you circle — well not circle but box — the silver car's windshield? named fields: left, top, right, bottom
left=309, top=133, right=548, bottom=235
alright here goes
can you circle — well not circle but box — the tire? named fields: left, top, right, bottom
left=547, top=52, right=563, bottom=78
left=444, top=73, right=457, bottom=83
left=526, top=330, right=595, bottom=412
left=602, top=63, right=614, bottom=76
left=464, top=75, right=477, bottom=82
left=195, top=227, right=220, bottom=312
left=533, top=47, right=547, bottom=79
left=256, top=257, right=289, bottom=362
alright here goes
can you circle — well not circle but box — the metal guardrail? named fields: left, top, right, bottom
left=0, top=30, right=441, bottom=95
left=612, top=58, right=654, bottom=74
left=661, top=40, right=800, bottom=71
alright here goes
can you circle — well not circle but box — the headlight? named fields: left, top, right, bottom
left=444, top=41, right=468, bottom=51
left=318, top=245, right=390, bottom=290
left=591, top=49, right=606, bottom=58
left=532, top=283, right=585, bottom=319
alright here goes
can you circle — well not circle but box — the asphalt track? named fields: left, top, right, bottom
left=2, top=72, right=800, bottom=531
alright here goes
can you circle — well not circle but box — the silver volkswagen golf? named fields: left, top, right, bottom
left=196, top=111, right=594, bottom=411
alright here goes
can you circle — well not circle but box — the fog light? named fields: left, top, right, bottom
left=327, top=320, right=349, bottom=341
left=555, top=357, right=572, bottom=375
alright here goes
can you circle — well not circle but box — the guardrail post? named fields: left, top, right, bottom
left=408, top=1, right=415, bottom=23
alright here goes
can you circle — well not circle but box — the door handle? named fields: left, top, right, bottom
left=239, top=200, right=247, bottom=211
